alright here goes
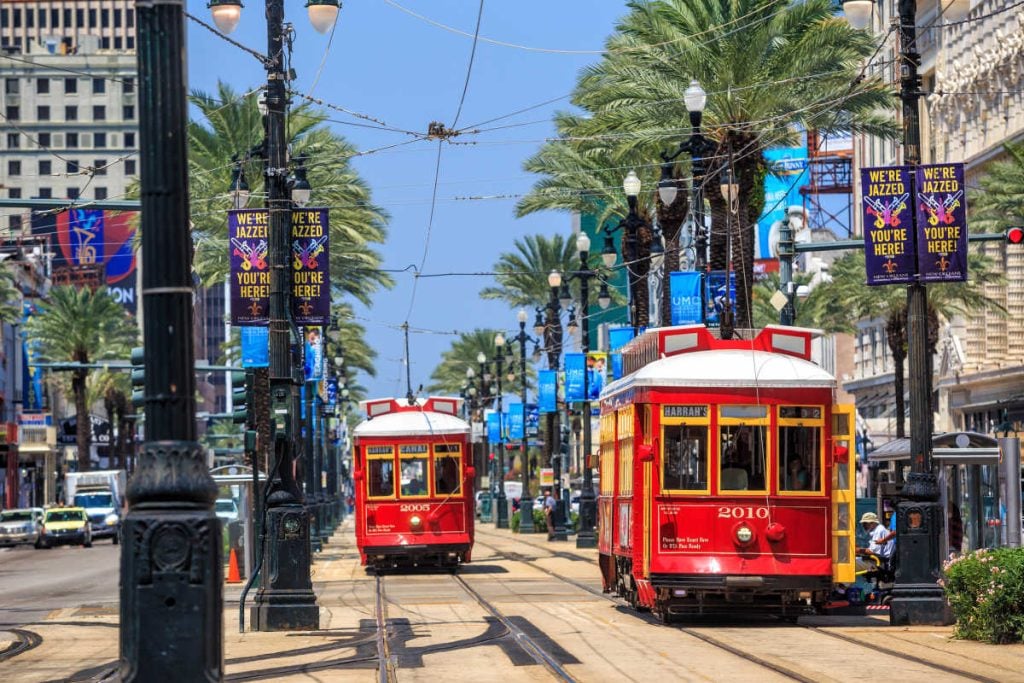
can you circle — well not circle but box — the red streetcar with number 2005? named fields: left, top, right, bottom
left=352, top=397, right=475, bottom=570
left=597, top=325, right=856, bottom=620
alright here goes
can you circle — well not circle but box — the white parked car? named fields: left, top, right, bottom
left=215, top=498, right=239, bottom=523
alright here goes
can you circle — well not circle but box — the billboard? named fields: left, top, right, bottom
left=757, top=143, right=808, bottom=260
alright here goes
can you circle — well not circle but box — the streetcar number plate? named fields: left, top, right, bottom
left=717, top=506, right=769, bottom=519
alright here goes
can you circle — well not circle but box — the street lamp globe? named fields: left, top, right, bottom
left=209, top=0, right=243, bottom=34
left=517, top=308, right=528, bottom=324
left=548, top=269, right=562, bottom=289
left=683, top=79, right=707, bottom=113
left=842, top=0, right=873, bottom=30
left=720, top=163, right=738, bottom=204
left=658, top=163, right=678, bottom=207
left=468, top=385, right=477, bottom=397
left=494, top=332, right=505, bottom=348
left=576, top=231, right=591, bottom=254
left=601, top=230, right=618, bottom=268
left=623, top=170, right=642, bottom=198
left=567, top=307, right=579, bottom=334
left=559, top=282, right=573, bottom=310
left=476, top=351, right=486, bottom=364
left=533, top=308, right=545, bottom=336
left=306, top=0, right=340, bottom=34
left=334, top=355, right=343, bottom=367
left=290, top=157, right=312, bottom=207
left=466, top=367, right=475, bottom=379
left=229, top=158, right=250, bottom=209
left=597, top=282, right=611, bottom=310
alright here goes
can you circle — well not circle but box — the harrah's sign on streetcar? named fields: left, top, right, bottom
left=860, top=163, right=968, bottom=286
left=228, top=208, right=331, bottom=326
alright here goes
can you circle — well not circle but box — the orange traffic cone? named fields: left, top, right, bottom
left=227, top=547, right=242, bottom=584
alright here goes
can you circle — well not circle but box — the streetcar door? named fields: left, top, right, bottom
left=830, top=404, right=856, bottom=583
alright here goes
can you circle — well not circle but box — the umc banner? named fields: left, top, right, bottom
left=229, top=208, right=331, bottom=325
left=861, top=164, right=967, bottom=286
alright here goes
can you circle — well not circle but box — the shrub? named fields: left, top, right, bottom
left=943, top=547, right=1024, bottom=644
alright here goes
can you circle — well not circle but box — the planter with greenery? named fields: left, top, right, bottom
left=942, top=547, right=1024, bottom=644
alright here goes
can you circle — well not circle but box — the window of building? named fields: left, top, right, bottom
left=6, top=133, right=19, bottom=149
left=67, top=160, right=80, bottom=174
left=94, top=133, right=106, bottom=148
left=127, top=37, right=135, bottom=50
left=76, top=8, right=84, bottom=26
left=26, top=6, right=34, bottom=27
left=0, top=10, right=8, bottom=29
left=39, top=160, right=52, bottom=176
left=93, top=105, right=106, bottom=121
left=3, top=78, right=16, bottom=95
left=67, top=187, right=80, bottom=200
left=124, top=132, right=135, bottom=147
left=8, top=216, right=22, bottom=232
left=127, top=8, right=135, bottom=27
left=100, top=37, right=111, bottom=50
left=67, top=133, right=79, bottom=148
left=67, top=9, right=74, bottom=26
left=8, top=161, right=22, bottom=176
left=37, top=78, right=49, bottom=94
left=125, top=159, right=136, bottom=175
left=93, top=78, right=105, bottom=94
left=95, top=187, right=108, bottom=200
left=123, top=77, right=134, bottom=94
left=64, top=77, right=77, bottom=94
left=114, top=9, right=122, bottom=27
left=51, top=9, right=59, bottom=28
left=101, top=9, right=109, bottom=27
left=37, top=132, right=50, bottom=147
left=38, top=187, right=52, bottom=199
left=65, top=105, right=77, bottom=121
left=122, top=105, right=134, bottom=120
left=5, top=106, right=19, bottom=121
left=39, top=8, right=47, bottom=28
left=114, top=37, right=123, bottom=50
left=88, top=8, right=97, bottom=27
left=13, top=8, right=22, bottom=28
left=37, top=105, right=50, bottom=121
left=8, top=188, right=22, bottom=199
left=93, top=159, right=107, bottom=175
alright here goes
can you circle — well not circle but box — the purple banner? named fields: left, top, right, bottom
left=291, top=208, right=331, bottom=325
left=229, top=209, right=270, bottom=325
left=915, top=163, right=968, bottom=282
left=862, top=167, right=914, bottom=285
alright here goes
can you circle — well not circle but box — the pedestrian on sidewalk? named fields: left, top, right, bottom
left=543, top=489, right=556, bottom=540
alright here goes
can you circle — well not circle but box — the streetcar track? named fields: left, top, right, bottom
left=0, top=628, right=43, bottom=663
left=376, top=574, right=397, bottom=683
left=451, top=573, right=578, bottom=682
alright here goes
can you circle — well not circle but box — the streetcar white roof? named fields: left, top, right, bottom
left=603, top=348, right=835, bottom=397
left=353, top=409, right=470, bottom=438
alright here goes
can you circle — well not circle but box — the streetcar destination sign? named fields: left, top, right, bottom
left=663, top=405, right=707, bottom=418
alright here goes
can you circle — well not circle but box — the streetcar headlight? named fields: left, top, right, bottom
left=410, top=515, right=422, bottom=528
left=735, top=525, right=754, bottom=544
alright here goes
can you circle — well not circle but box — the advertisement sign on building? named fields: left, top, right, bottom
left=758, top=144, right=808, bottom=260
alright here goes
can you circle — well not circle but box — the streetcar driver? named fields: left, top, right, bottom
left=856, top=512, right=893, bottom=572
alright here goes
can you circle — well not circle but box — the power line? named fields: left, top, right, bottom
left=450, top=0, right=485, bottom=129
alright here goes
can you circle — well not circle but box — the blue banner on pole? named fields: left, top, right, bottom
left=526, top=403, right=539, bottom=437
left=487, top=411, right=500, bottom=443
left=669, top=271, right=703, bottom=325
left=705, top=271, right=737, bottom=328
left=509, top=403, right=525, bottom=440
left=608, top=327, right=635, bottom=381
left=326, top=377, right=338, bottom=409
left=565, top=353, right=586, bottom=402
left=241, top=326, right=270, bottom=368
left=538, top=370, right=557, bottom=413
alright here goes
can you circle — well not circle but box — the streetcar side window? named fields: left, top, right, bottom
left=778, top=425, right=821, bottom=492
left=400, top=458, right=428, bottom=496
left=368, top=459, right=395, bottom=498
left=719, top=425, right=767, bottom=491
left=662, top=424, right=708, bottom=491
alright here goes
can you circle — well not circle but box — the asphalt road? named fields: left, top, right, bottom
left=0, top=538, right=120, bottom=627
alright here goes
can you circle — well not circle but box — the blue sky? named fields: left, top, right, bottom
left=187, top=0, right=629, bottom=399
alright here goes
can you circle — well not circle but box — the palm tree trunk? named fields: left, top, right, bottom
left=635, top=220, right=653, bottom=329
left=657, top=192, right=689, bottom=326
left=544, top=307, right=562, bottom=476
left=733, top=153, right=764, bottom=331
left=73, top=369, right=91, bottom=472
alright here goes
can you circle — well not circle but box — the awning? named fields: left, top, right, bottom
left=867, top=431, right=1001, bottom=465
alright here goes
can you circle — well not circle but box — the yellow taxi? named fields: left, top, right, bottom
left=39, top=507, right=93, bottom=549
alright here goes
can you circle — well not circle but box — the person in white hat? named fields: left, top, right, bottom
left=857, top=511, right=894, bottom=560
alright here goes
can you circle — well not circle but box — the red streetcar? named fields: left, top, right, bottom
left=597, top=325, right=856, bottom=620
left=352, top=396, right=475, bottom=570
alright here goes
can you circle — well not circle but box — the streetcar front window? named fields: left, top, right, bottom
left=368, top=460, right=395, bottom=498
left=778, top=425, right=821, bottom=492
left=719, top=425, right=767, bottom=491
left=400, top=458, right=428, bottom=496
left=434, top=455, right=461, bottom=495
left=662, top=425, right=707, bottom=491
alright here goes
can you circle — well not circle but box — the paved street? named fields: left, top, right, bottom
left=0, top=541, right=120, bottom=627
left=3, top=522, right=1024, bottom=681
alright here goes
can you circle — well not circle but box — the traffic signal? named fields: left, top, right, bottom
left=1008, top=227, right=1024, bottom=245
left=131, top=347, right=145, bottom=410
left=231, top=370, right=249, bottom=424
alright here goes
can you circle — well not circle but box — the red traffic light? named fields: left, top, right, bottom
left=1009, top=227, right=1024, bottom=245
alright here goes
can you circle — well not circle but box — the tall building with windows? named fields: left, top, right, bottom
left=1, top=0, right=139, bottom=232
left=846, top=0, right=1024, bottom=447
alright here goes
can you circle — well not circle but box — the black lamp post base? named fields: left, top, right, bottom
left=119, top=506, right=223, bottom=682
left=576, top=497, right=597, bottom=548
left=890, top=499, right=952, bottom=626
left=519, top=500, right=536, bottom=534
left=251, top=504, right=320, bottom=631
left=495, top=495, right=509, bottom=529
left=889, top=585, right=952, bottom=626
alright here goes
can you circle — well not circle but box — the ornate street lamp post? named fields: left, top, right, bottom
left=493, top=333, right=509, bottom=529
left=512, top=309, right=541, bottom=534
left=572, top=232, right=598, bottom=548
left=842, top=0, right=969, bottom=625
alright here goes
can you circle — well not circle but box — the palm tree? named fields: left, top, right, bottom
left=0, top=265, right=22, bottom=326
left=969, top=141, right=1024, bottom=230
left=522, top=0, right=896, bottom=330
left=188, top=82, right=394, bottom=305
left=25, top=286, right=137, bottom=472
left=428, top=329, right=503, bottom=395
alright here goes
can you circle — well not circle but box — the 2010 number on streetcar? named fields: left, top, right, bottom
left=717, top=506, right=769, bottom=519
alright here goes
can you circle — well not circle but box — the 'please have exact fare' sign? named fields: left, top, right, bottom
left=860, top=163, right=967, bottom=286
left=229, top=208, right=331, bottom=326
